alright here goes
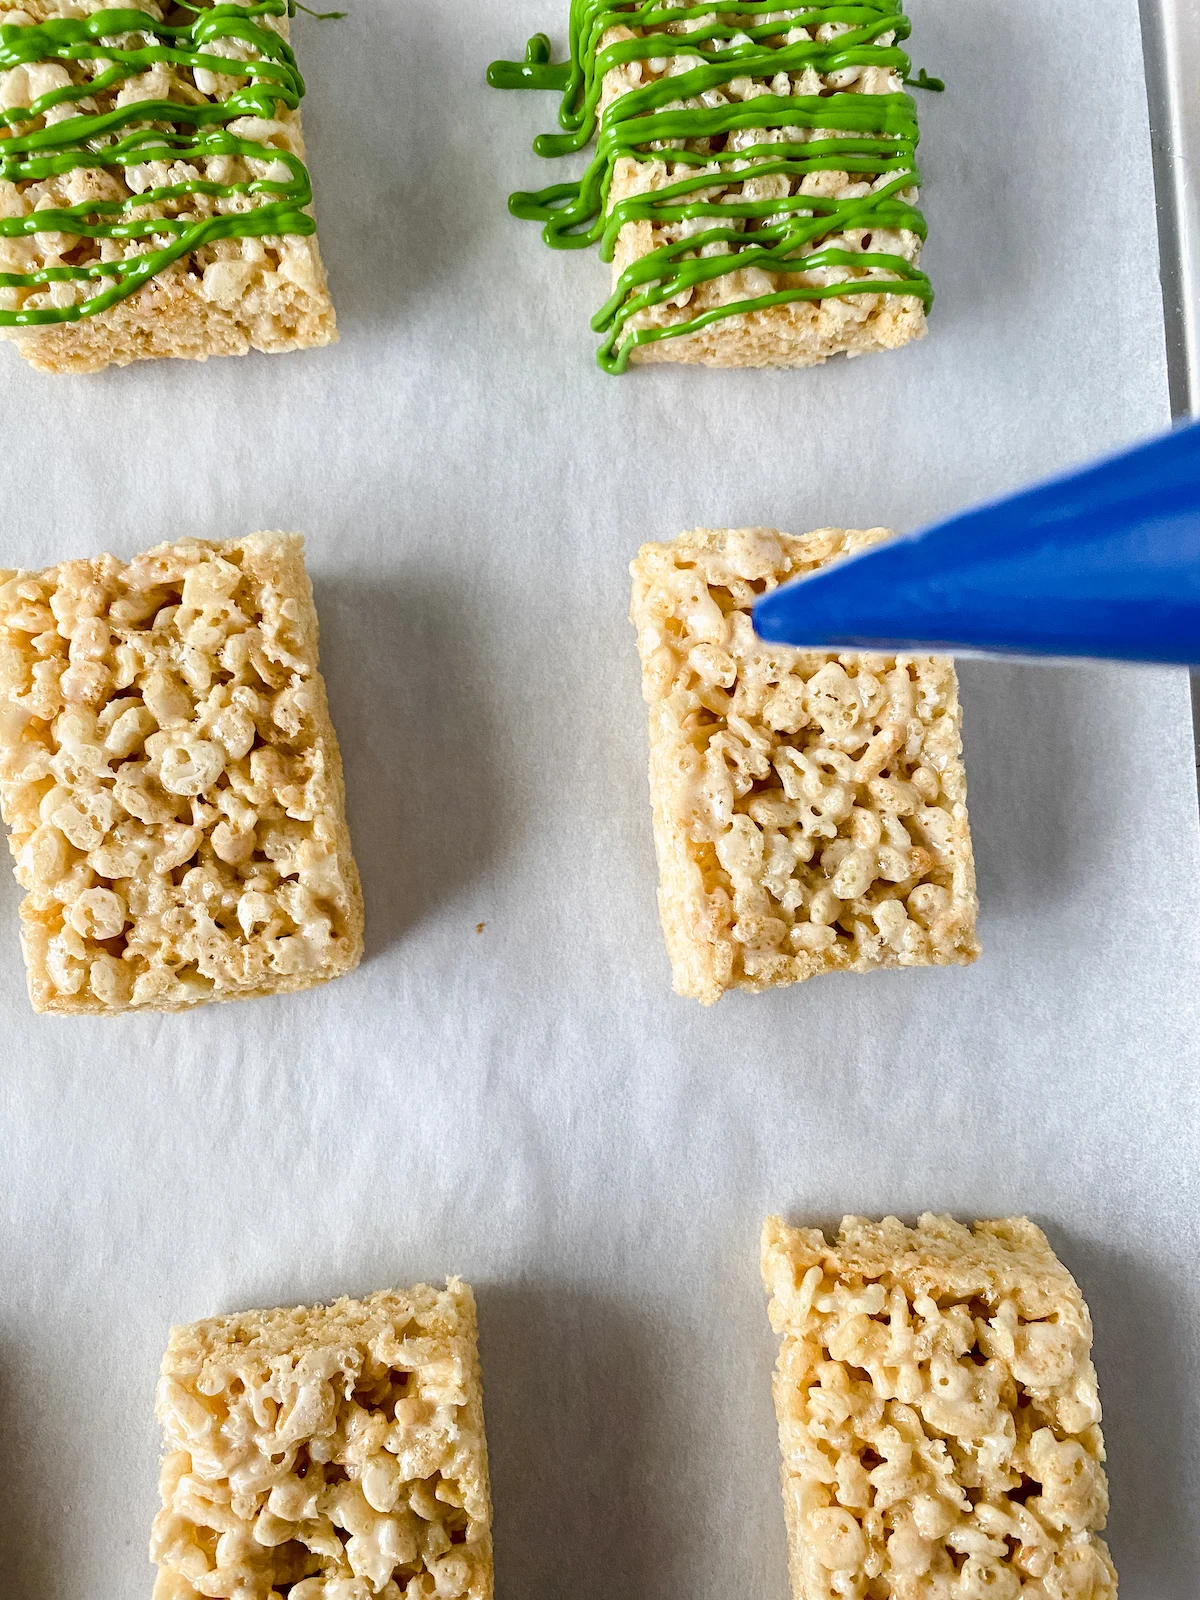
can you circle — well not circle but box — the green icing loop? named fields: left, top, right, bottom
left=489, top=0, right=933, bottom=373
left=0, top=2, right=316, bottom=328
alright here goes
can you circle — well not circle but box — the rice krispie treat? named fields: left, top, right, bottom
left=762, top=1215, right=1117, bottom=1600
left=629, top=526, right=978, bottom=1003
left=0, top=0, right=336, bottom=373
left=0, top=531, right=363, bottom=1014
left=491, top=2, right=931, bottom=372
left=151, top=1281, right=494, bottom=1600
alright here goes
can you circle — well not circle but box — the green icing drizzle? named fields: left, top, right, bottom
left=489, top=1, right=933, bottom=373
left=0, top=1, right=315, bottom=328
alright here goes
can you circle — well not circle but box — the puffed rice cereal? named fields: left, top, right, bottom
left=629, top=526, right=978, bottom=1002
left=0, top=531, right=363, bottom=1014
left=151, top=1281, right=493, bottom=1600
left=602, top=5, right=930, bottom=369
left=0, top=0, right=336, bottom=373
left=762, top=1214, right=1117, bottom=1600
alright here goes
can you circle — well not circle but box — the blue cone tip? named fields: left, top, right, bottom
left=751, top=419, right=1200, bottom=667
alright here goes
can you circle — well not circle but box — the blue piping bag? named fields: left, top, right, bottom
left=752, top=419, right=1200, bottom=665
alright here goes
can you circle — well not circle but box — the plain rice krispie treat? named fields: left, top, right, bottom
left=493, top=2, right=930, bottom=371
left=629, top=526, right=978, bottom=1003
left=0, top=0, right=336, bottom=373
left=762, top=1215, right=1117, bottom=1600
left=151, top=1281, right=494, bottom=1600
left=0, top=531, right=363, bottom=1014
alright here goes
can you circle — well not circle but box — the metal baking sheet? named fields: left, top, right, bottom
left=1139, top=0, right=1200, bottom=771
left=2, top=3, right=1199, bottom=1597
left=1141, top=0, right=1200, bottom=414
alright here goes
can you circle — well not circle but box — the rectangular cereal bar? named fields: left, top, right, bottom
left=494, top=2, right=929, bottom=372
left=0, top=0, right=335, bottom=373
left=629, top=526, right=978, bottom=1003
left=762, top=1214, right=1118, bottom=1600
left=151, top=1280, right=494, bottom=1600
left=0, top=531, right=363, bottom=1013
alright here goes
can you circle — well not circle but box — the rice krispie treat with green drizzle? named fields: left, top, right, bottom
left=490, top=0, right=935, bottom=373
left=0, top=0, right=335, bottom=373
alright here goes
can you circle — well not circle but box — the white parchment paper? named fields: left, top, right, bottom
left=2, top=2, right=1199, bottom=1595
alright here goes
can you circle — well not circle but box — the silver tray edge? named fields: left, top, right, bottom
left=1138, top=0, right=1200, bottom=771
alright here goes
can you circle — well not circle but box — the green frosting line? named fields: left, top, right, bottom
left=489, top=1, right=932, bottom=373
left=0, top=1, right=315, bottom=328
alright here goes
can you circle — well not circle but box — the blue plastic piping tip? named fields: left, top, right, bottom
left=752, top=419, right=1200, bottom=666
